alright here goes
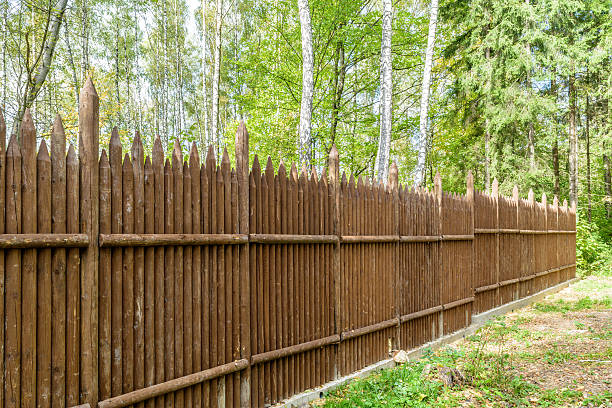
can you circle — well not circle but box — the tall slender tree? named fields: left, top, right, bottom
left=297, top=0, right=313, bottom=165
left=415, top=0, right=439, bottom=186
left=13, top=0, right=70, bottom=135
left=211, top=0, right=223, bottom=148
left=375, top=0, right=393, bottom=183
left=569, top=71, right=578, bottom=207
left=201, top=0, right=209, bottom=145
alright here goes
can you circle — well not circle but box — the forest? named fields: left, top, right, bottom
left=1, top=0, right=611, bottom=269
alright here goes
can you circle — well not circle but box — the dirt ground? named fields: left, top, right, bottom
left=507, top=277, right=611, bottom=398
left=452, top=275, right=612, bottom=405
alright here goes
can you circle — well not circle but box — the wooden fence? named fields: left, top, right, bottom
left=0, top=81, right=576, bottom=408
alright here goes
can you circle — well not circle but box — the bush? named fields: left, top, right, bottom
left=576, top=212, right=612, bottom=276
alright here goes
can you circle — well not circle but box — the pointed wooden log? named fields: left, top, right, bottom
left=20, top=108, right=37, bottom=408
left=235, top=122, right=251, bottom=406
left=66, top=143, right=80, bottom=406
left=5, top=135, right=22, bottom=408
left=0, top=106, right=6, bottom=408
left=152, top=136, right=165, bottom=408
left=131, top=133, right=145, bottom=405
left=109, top=127, right=123, bottom=397
left=143, top=154, right=155, bottom=408
left=99, top=148, right=112, bottom=401
left=172, top=141, right=185, bottom=408
left=79, top=78, right=100, bottom=406
left=37, top=140, right=52, bottom=408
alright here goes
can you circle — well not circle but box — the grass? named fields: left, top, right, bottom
left=320, top=360, right=458, bottom=408
left=317, top=280, right=612, bottom=407
left=532, top=296, right=611, bottom=314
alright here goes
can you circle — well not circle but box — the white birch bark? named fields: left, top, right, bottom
left=13, top=0, right=69, bottom=135
left=415, top=0, right=439, bottom=186
left=297, top=0, right=314, bottom=165
left=375, top=0, right=393, bottom=184
left=211, top=0, right=223, bottom=148
left=202, top=0, right=209, bottom=145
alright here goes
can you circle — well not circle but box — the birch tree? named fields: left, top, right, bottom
left=13, top=0, right=70, bottom=135
left=211, top=0, right=222, bottom=148
left=374, top=0, right=393, bottom=183
left=414, top=0, right=439, bottom=186
left=201, top=0, right=209, bottom=145
left=297, top=0, right=314, bottom=165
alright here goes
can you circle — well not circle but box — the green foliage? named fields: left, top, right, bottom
left=1, top=0, right=610, bottom=271
left=576, top=212, right=612, bottom=276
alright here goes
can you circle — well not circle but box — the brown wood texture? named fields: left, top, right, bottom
left=36, top=140, right=52, bottom=408
left=0, top=114, right=575, bottom=408
left=50, top=116, right=67, bottom=407
left=66, top=145, right=80, bottom=406
left=79, top=80, right=100, bottom=406
left=20, top=110, right=37, bottom=408
left=99, top=149, right=112, bottom=402
left=0, top=111, right=5, bottom=408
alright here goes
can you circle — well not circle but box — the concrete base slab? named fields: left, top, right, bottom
left=275, top=277, right=579, bottom=408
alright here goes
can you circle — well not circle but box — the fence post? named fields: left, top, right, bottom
left=466, top=171, right=474, bottom=325
left=235, top=122, right=251, bottom=407
left=0, top=110, right=4, bottom=408
left=433, top=172, right=443, bottom=337
left=562, top=199, right=568, bottom=281
left=528, top=189, right=535, bottom=295
left=512, top=185, right=519, bottom=300
left=553, top=196, right=559, bottom=284
left=492, top=179, right=499, bottom=306
left=541, top=193, right=547, bottom=289
left=388, top=163, right=399, bottom=349
left=79, top=78, right=100, bottom=406
left=328, top=145, right=340, bottom=379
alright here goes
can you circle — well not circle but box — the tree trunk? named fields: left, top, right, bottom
left=415, top=0, right=439, bottom=186
left=527, top=123, right=535, bottom=170
left=63, top=16, right=80, bottom=107
left=211, top=0, right=223, bottom=149
left=375, top=0, right=393, bottom=183
left=484, top=25, right=491, bottom=193
left=485, top=125, right=491, bottom=193
left=81, top=0, right=89, bottom=81
left=330, top=38, right=345, bottom=150
left=115, top=11, right=121, bottom=128
left=202, top=0, right=209, bottom=146
left=525, top=0, right=535, bottom=171
left=297, top=0, right=314, bottom=165
left=553, top=139, right=560, bottom=197
left=568, top=72, right=578, bottom=208
left=604, top=147, right=611, bottom=219
left=13, top=0, right=69, bottom=135
left=586, top=91, right=591, bottom=221
left=2, top=1, right=7, bottom=109
left=552, top=76, right=559, bottom=197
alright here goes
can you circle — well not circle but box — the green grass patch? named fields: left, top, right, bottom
left=569, top=276, right=612, bottom=294
left=582, top=391, right=612, bottom=406
left=533, top=296, right=611, bottom=313
left=320, top=361, right=457, bottom=407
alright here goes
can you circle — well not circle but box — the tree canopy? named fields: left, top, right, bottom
left=1, top=0, right=610, bottom=234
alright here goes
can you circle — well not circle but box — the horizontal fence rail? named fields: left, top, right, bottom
left=0, top=81, right=576, bottom=408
